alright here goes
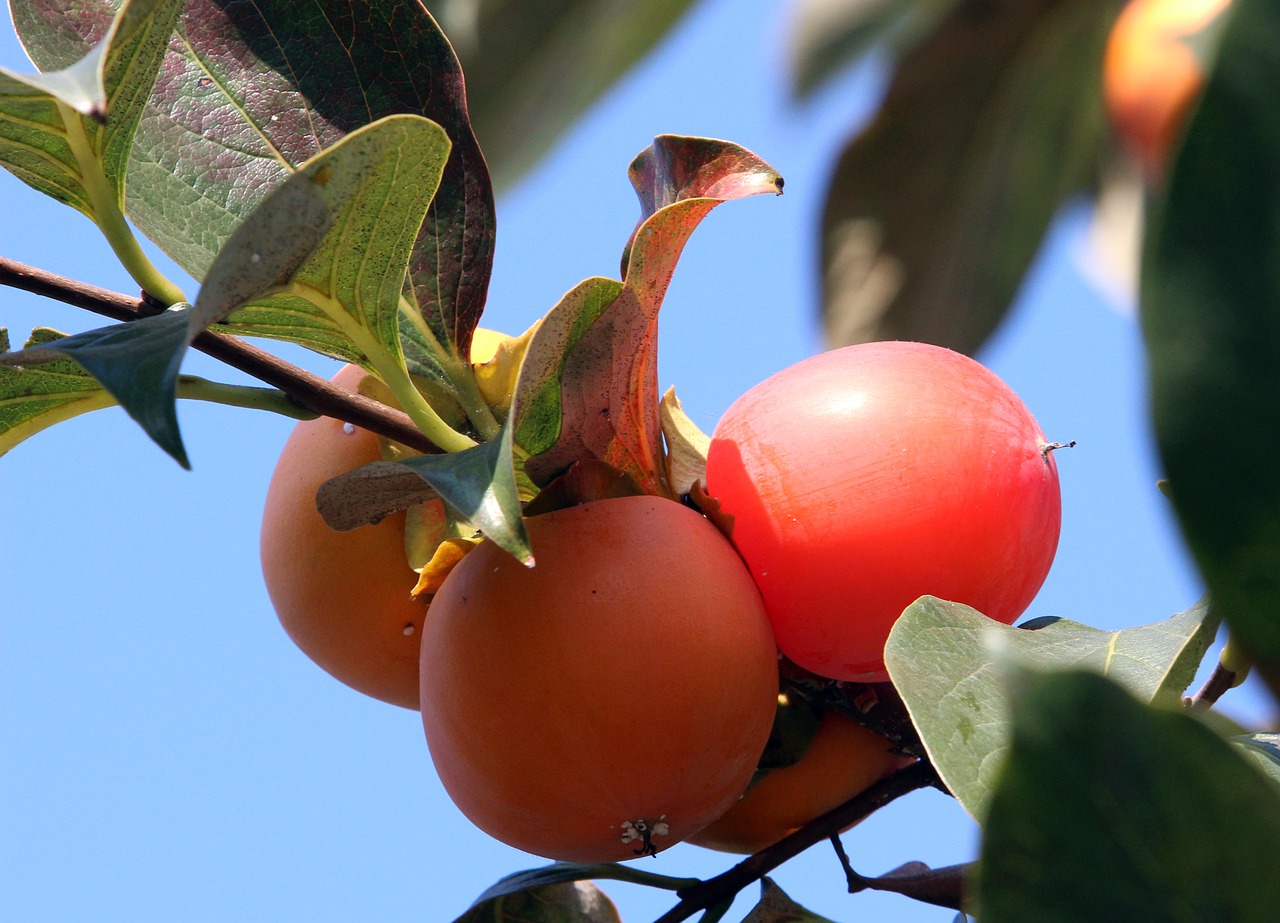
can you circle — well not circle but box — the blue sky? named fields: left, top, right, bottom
left=1, top=1, right=1267, bottom=921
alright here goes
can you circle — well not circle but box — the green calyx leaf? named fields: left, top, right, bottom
left=397, top=420, right=530, bottom=565
left=975, top=669, right=1280, bottom=922
left=513, top=136, right=782, bottom=496
left=883, top=596, right=1221, bottom=821
left=1, top=311, right=193, bottom=467
left=468, top=863, right=696, bottom=910
left=453, top=879, right=620, bottom=923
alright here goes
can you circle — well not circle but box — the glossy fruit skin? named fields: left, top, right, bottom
left=260, top=364, right=427, bottom=708
left=689, top=710, right=909, bottom=854
left=260, top=332, right=507, bottom=709
left=705, top=341, right=1061, bottom=683
left=1104, top=0, right=1230, bottom=179
left=419, top=496, right=779, bottom=863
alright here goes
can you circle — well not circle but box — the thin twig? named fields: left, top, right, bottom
left=651, top=760, right=939, bottom=923
left=1188, top=661, right=1239, bottom=709
left=0, top=256, right=440, bottom=453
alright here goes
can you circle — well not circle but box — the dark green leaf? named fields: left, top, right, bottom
left=819, top=0, right=1118, bottom=355
left=883, top=596, right=1220, bottom=820
left=0, top=327, right=116, bottom=457
left=786, top=0, right=962, bottom=98
left=515, top=137, right=782, bottom=495
left=1141, top=0, right=1280, bottom=690
left=470, top=863, right=696, bottom=907
left=1, top=310, right=194, bottom=466
left=449, top=0, right=698, bottom=191
left=14, top=0, right=493, bottom=365
left=398, top=420, right=529, bottom=564
left=454, top=880, right=620, bottom=923
left=740, top=878, right=837, bottom=923
left=1, top=0, right=179, bottom=218
left=976, top=669, right=1280, bottom=922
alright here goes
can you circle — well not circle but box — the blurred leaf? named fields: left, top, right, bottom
left=0, top=310, right=193, bottom=466
left=883, top=596, right=1220, bottom=820
left=515, top=136, right=782, bottom=495
left=740, top=878, right=837, bottom=923
left=470, top=863, right=696, bottom=906
left=442, top=0, right=699, bottom=191
left=193, top=115, right=450, bottom=386
left=1235, top=733, right=1280, bottom=788
left=787, top=0, right=962, bottom=98
left=976, top=669, right=1280, bottom=922
left=819, top=0, right=1119, bottom=356
left=0, top=327, right=116, bottom=457
left=1, top=0, right=178, bottom=218
left=1142, top=0, right=1280, bottom=691
left=398, top=420, right=529, bottom=564
left=455, top=880, right=620, bottom=923
left=13, top=0, right=493, bottom=369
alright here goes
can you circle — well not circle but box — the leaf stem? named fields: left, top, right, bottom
left=175, top=376, right=318, bottom=420
left=58, top=102, right=187, bottom=307
left=650, top=760, right=940, bottom=923
left=0, top=256, right=440, bottom=453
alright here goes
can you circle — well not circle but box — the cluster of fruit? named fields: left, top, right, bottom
left=260, top=336, right=1061, bottom=862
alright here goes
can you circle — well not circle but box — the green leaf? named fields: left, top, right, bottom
left=1, top=0, right=178, bottom=218
left=976, top=669, right=1280, bottom=922
left=515, top=136, right=783, bottom=495
left=454, top=880, right=620, bottom=923
left=883, top=596, right=1220, bottom=820
left=0, top=327, right=117, bottom=457
left=1141, top=0, right=1280, bottom=691
left=13, top=0, right=494, bottom=366
left=450, top=0, right=699, bottom=191
left=470, top=863, right=696, bottom=906
left=1235, top=733, right=1280, bottom=789
left=786, top=0, right=962, bottom=98
left=818, top=0, right=1116, bottom=355
left=740, top=878, right=838, bottom=923
left=0, top=311, right=194, bottom=467
left=397, top=420, right=529, bottom=564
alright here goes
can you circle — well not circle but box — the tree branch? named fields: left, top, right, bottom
left=651, top=760, right=940, bottom=923
left=0, top=256, right=441, bottom=454
left=829, top=833, right=968, bottom=912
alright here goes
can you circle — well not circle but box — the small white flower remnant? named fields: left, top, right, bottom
left=619, top=816, right=670, bottom=857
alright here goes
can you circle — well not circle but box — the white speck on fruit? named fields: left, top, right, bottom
left=402, top=624, right=415, bottom=636
left=342, top=422, right=356, bottom=435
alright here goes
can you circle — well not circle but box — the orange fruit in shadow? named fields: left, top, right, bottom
left=689, top=710, right=911, bottom=855
left=1104, top=0, right=1230, bottom=179
left=260, top=332, right=508, bottom=709
left=419, top=495, right=780, bottom=862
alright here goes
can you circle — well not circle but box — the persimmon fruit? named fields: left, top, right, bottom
left=705, top=341, right=1061, bottom=683
left=1103, top=0, right=1230, bottom=179
left=419, top=495, right=779, bottom=862
left=689, top=709, right=909, bottom=854
left=259, top=331, right=508, bottom=709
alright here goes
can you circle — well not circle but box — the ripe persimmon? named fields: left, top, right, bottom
left=1104, top=0, right=1230, bottom=179
left=260, top=332, right=508, bottom=709
left=419, top=495, right=779, bottom=862
left=689, top=709, right=910, bottom=854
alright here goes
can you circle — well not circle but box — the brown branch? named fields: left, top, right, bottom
left=651, top=760, right=940, bottom=923
left=1188, top=661, right=1239, bottom=709
left=0, top=256, right=440, bottom=454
